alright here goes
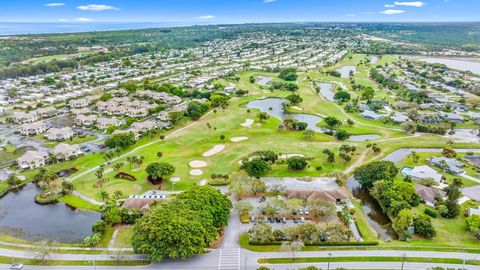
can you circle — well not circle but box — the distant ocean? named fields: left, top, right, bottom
left=0, top=22, right=195, bottom=35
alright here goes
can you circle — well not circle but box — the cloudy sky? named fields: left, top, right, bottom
left=1, top=0, right=479, bottom=23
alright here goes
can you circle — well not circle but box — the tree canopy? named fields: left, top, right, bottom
left=353, top=161, right=398, bottom=189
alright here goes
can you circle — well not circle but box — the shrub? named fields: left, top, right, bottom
left=287, top=156, right=308, bottom=170
left=92, top=221, right=107, bottom=234
left=83, top=233, right=102, bottom=247
left=413, top=215, right=436, bottom=238
left=424, top=208, right=438, bottom=218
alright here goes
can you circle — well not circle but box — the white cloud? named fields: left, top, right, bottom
left=380, top=9, right=406, bottom=14
left=384, top=4, right=395, bottom=8
left=57, top=19, right=69, bottom=22
left=74, top=17, right=94, bottom=22
left=196, top=15, right=216, bottom=20
left=45, top=2, right=65, bottom=7
left=345, top=14, right=356, bottom=17
left=394, top=1, right=425, bottom=7
left=263, top=0, right=277, bottom=3
left=77, top=4, right=119, bottom=11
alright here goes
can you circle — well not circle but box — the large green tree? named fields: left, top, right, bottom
left=353, top=161, right=398, bottom=189
left=145, top=162, right=175, bottom=181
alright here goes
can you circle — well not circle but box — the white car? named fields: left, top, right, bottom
left=11, top=263, right=24, bottom=269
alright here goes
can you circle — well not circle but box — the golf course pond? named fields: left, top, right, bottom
left=247, top=98, right=326, bottom=133
left=0, top=183, right=100, bottom=243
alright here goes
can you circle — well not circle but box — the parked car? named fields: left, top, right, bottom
left=293, top=218, right=299, bottom=224
left=250, top=216, right=256, bottom=222
left=299, top=209, right=304, bottom=215
left=268, top=217, right=274, bottom=223
left=282, top=217, right=287, bottom=224
left=10, top=264, right=23, bottom=269
left=304, top=209, right=309, bottom=215
left=300, top=217, right=305, bottom=223
left=275, top=217, right=281, bottom=223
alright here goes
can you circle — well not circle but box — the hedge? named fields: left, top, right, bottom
left=249, top=240, right=379, bottom=246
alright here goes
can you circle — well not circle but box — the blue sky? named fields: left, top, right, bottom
left=1, top=0, right=479, bottom=23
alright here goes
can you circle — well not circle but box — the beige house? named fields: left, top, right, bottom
left=97, top=117, right=121, bottom=129
left=76, top=114, right=97, bottom=126
left=17, top=150, right=48, bottom=170
left=69, top=98, right=89, bottom=108
left=19, top=122, right=46, bottom=136
left=13, top=111, right=39, bottom=123
left=35, top=107, right=57, bottom=118
left=52, top=143, right=83, bottom=161
left=127, top=107, right=148, bottom=118
left=46, top=127, right=74, bottom=141
left=130, top=120, right=157, bottom=134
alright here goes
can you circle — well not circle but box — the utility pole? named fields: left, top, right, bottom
left=401, top=253, right=405, bottom=270
left=327, top=253, right=332, bottom=270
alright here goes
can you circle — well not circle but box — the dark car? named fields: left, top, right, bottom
left=293, top=218, right=299, bottom=224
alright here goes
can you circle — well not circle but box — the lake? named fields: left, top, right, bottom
left=246, top=98, right=325, bottom=133
left=414, top=57, right=480, bottom=75
left=0, top=184, right=100, bottom=243
left=337, top=66, right=357, bottom=78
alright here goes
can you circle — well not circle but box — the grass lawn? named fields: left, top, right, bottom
left=113, top=226, right=133, bottom=248
left=59, top=195, right=101, bottom=211
left=259, top=256, right=480, bottom=265
left=35, top=134, right=98, bottom=148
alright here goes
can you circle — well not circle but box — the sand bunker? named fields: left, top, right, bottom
left=203, top=144, right=225, bottom=157
left=198, top=179, right=208, bottom=186
left=291, top=106, right=304, bottom=111
left=230, top=136, right=249, bottom=142
left=241, top=119, right=254, bottom=127
left=279, top=154, right=305, bottom=159
left=189, top=169, right=204, bottom=176
left=189, top=160, right=208, bottom=168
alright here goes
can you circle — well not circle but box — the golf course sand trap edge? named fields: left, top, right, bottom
left=189, top=160, right=208, bottom=168
left=241, top=119, right=254, bottom=127
left=230, top=136, right=249, bottom=142
left=279, top=154, right=305, bottom=159
left=202, top=144, right=225, bottom=157
left=189, top=169, right=204, bottom=176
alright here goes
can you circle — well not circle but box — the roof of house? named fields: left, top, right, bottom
left=122, top=198, right=164, bottom=212
left=286, top=189, right=347, bottom=203
left=52, top=143, right=81, bottom=155
left=17, top=150, right=48, bottom=164
left=409, top=165, right=443, bottom=183
left=414, top=184, right=446, bottom=204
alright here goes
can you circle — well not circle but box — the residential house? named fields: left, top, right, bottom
left=46, top=127, right=74, bottom=141
left=464, top=156, right=480, bottom=169
left=122, top=195, right=166, bottom=213
left=19, top=122, right=46, bottom=136
left=428, top=156, right=465, bottom=174
left=52, top=143, right=83, bottom=161
left=13, top=111, right=38, bottom=123
left=97, top=117, right=121, bottom=130
left=17, top=150, right=48, bottom=170
left=76, top=114, right=97, bottom=126
left=35, top=107, right=57, bottom=118
left=69, top=98, right=89, bottom=108
left=402, top=165, right=443, bottom=184
left=414, top=184, right=446, bottom=207
left=360, top=110, right=384, bottom=121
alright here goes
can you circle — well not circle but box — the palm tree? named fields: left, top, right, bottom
left=113, top=190, right=124, bottom=200
left=137, top=156, right=145, bottom=169
left=48, top=152, right=58, bottom=164
left=113, top=162, right=123, bottom=173
left=99, top=191, right=109, bottom=202
left=126, top=156, right=133, bottom=169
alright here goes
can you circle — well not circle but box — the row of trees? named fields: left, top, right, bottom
left=249, top=221, right=352, bottom=245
